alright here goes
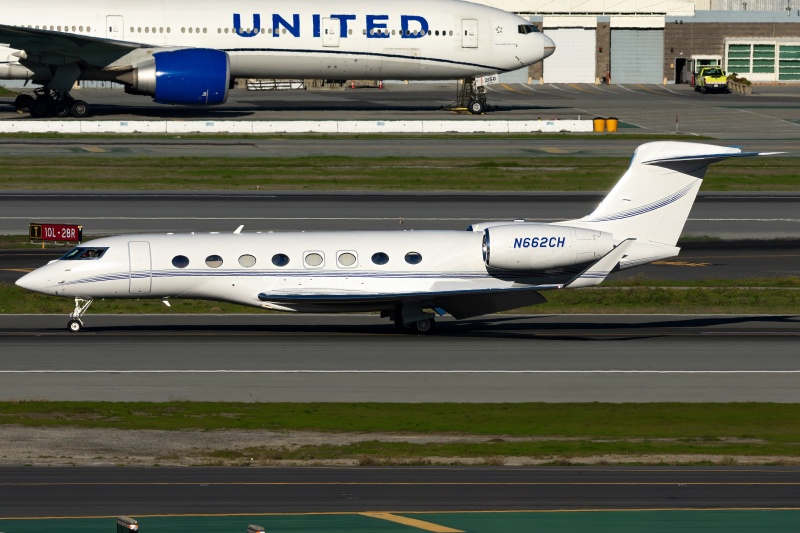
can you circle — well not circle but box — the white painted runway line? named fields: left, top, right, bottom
left=2, top=370, right=800, bottom=374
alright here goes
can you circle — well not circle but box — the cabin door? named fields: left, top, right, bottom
left=322, top=18, right=340, bottom=47
left=128, top=241, right=152, bottom=294
left=106, top=15, right=124, bottom=39
left=462, top=19, right=478, bottom=48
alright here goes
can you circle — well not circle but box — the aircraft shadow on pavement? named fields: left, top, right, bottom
left=34, top=313, right=798, bottom=340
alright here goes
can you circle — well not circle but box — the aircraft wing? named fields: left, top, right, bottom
left=258, top=285, right=560, bottom=320
left=0, top=24, right=143, bottom=67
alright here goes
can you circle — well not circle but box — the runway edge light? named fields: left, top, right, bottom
left=116, top=516, right=138, bottom=532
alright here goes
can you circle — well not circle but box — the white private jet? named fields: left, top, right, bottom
left=0, top=0, right=555, bottom=117
left=16, top=141, right=773, bottom=333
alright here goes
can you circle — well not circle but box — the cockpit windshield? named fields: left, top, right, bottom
left=518, top=24, right=539, bottom=34
left=60, top=247, right=109, bottom=260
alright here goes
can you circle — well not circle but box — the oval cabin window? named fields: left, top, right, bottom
left=205, top=255, right=223, bottom=268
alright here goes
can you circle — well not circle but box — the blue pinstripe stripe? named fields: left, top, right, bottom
left=584, top=183, right=696, bottom=223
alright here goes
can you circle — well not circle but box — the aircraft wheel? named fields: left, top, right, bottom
left=468, top=99, right=484, bottom=115
left=67, top=319, right=82, bottom=332
left=71, top=100, right=91, bottom=118
left=412, top=318, right=435, bottom=335
left=54, top=100, right=73, bottom=118
left=394, top=317, right=410, bottom=332
left=14, top=94, right=34, bottom=113
left=29, top=98, right=53, bottom=118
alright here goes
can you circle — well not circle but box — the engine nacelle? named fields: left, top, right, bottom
left=120, top=49, right=230, bottom=105
left=483, top=223, right=614, bottom=271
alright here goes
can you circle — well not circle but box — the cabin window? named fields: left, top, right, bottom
left=405, top=252, right=422, bottom=265
left=337, top=252, right=357, bottom=267
left=371, top=252, right=389, bottom=265
left=205, top=255, right=223, bottom=268
left=238, top=254, right=257, bottom=267
left=304, top=252, right=324, bottom=268
left=272, top=253, right=289, bottom=267
left=172, top=255, right=190, bottom=268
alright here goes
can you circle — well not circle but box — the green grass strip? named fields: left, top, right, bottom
left=3, top=402, right=800, bottom=460
left=4, top=281, right=800, bottom=315
left=0, top=402, right=796, bottom=436
left=0, top=156, right=797, bottom=191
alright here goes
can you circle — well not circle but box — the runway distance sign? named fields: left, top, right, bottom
left=29, top=223, right=82, bottom=243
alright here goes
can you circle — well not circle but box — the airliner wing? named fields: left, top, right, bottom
left=0, top=24, right=142, bottom=66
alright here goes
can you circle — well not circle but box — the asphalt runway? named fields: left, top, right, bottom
left=2, top=191, right=800, bottom=239
left=3, top=83, right=800, bottom=141
left=3, top=466, right=800, bottom=517
left=1, top=314, right=799, bottom=402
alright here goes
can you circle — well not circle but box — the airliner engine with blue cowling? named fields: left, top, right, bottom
left=118, top=49, right=231, bottom=105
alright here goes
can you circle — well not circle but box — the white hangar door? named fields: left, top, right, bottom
left=542, top=27, right=596, bottom=83
left=609, top=17, right=665, bottom=84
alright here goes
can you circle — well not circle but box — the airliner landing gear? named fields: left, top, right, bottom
left=67, top=298, right=93, bottom=332
left=442, top=77, right=490, bottom=115
left=25, top=88, right=91, bottom=118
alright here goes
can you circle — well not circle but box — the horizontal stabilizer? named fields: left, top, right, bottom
left=565, top=238, right=635, bottom=289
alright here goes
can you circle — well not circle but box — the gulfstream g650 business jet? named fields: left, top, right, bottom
left=0, top=0, right=555, bottom=117
left=16, top=142, right=774, bottom=334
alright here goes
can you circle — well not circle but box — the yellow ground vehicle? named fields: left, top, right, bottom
left=694, top=67, right=729, bottom=94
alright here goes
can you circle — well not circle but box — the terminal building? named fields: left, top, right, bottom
left=478, top=0, right=800, bottom=84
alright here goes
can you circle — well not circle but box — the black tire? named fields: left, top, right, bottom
left=393, top=317, right=410, bottom=332
left=67, top=319, right=82, bottom=332
left=412, top=318, right=435, bottom=335
left=70, top=100, right=90, bottom=118
left=54, top=100, right=72, bottom=118
left=29, top=98, right=53, bottom=118
left=700, top=86, right=708, bottom=94
left=14, top=94, right=34, bottom=113
left=468, top=99, right=484, bottom=115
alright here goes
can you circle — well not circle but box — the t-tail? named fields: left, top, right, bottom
left=559, top=141, right=778, bottom=269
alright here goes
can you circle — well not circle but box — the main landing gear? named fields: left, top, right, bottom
left=67, top=298, right=93, bottom=332
left=15, top=89, right=91, bottom=118
left=387, top=307, right=437, bottom=335
left=442, top=77, right=491, bottom=115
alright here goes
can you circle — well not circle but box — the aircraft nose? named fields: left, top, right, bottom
left=15, top=270, right=44, bottom=293
left=543, top=34, right=556, bottom=59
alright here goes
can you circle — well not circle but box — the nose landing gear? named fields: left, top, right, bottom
left=67, top=298, right=93, bottom=332
left=442, top=77, right=491, bottom=115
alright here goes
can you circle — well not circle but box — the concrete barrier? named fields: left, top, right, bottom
left=0, top=119, right=596, bottom=134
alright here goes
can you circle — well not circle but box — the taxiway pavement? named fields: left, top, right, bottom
left=1, top=314, right=799, bottom=402
left=2, top=191, right=799, bottom=239
left=4, top=83, right=800, bottom=141
left=2, top=466, right=800, bottom=517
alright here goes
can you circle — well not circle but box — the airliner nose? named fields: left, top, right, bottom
left=543, top=34, right=556, bottom=59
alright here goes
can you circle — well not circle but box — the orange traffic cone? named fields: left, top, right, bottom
left=379, top=80, right=383, bottom=89
left=350, top=80, right=355, bottom=89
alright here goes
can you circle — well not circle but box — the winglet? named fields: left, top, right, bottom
left=565, top=238, right=636, bottom=289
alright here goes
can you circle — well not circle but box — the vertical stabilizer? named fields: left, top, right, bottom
left=563, top=141, right=769, bottom=247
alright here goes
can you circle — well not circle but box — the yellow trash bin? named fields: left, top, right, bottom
left=592, top=117, right=606, bottom=133
left=606, top=117, right=619, bottom=133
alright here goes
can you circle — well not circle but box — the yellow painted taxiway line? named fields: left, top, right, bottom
left=0, top=268, right=33, bottom=273
left=539, top=147, right=569, bottom=154
left=362, top=512, right=463, bottom=532
left=569, top=84, right=603, bottom=94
